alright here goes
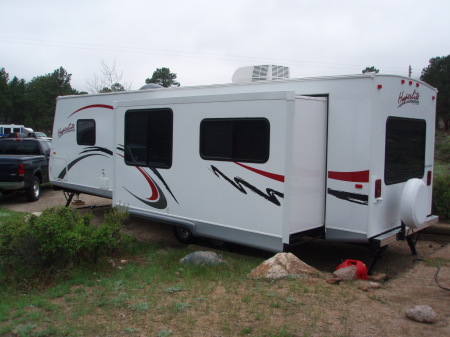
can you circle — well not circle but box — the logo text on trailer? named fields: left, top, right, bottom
left=398, top=90, right=420, bottom=108
left=58, top=123, right=75, bottom=138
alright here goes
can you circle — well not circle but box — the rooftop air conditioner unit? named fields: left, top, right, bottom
left=232, top=65, right=290, bottom=83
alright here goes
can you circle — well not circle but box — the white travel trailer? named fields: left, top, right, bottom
left=50, top=72, right=438, bottom=253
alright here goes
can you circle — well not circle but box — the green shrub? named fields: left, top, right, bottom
left=433, top=174, right=450, bottom=220
left=435, top=131, right=450, bottom=163
left=0, top=207, right=130, bottom=277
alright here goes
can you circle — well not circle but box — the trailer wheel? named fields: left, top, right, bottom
left=173, top=225, right=195, bottom=244
left=26, top=176, right=41, bottom=202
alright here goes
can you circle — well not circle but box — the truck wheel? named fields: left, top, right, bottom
left=26, top=176, right=41, bottom=202
left=173, top=225, right=195, bottom=244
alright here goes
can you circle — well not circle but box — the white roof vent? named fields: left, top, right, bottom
left=232, top=65, right=290, bottom=83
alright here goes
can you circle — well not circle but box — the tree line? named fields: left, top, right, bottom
left=0, top=66, right=180, bottom=133
left=0, top=57, right=448, bottom=134
left=0, top=67, right=81, bottom=133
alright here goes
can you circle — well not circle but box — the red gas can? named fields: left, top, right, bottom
left=336, top=259, right=368, bottom=280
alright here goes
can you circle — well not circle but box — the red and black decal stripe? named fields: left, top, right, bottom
left=234, top=162, right=285, bottom=183
left=327, top=188, right=368, bottom=205
left=211, top=165, right=284, bottom=206
left=116, top=147, right=177, bottom=208
left=67, top=104, right=113, bottom=119
left=327, top=170, right=369, bottom=205
left=123, top=166, right=168, bottom=209
left=328, top=170, right=369, bottom=183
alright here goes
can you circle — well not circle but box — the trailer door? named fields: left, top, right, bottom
left=287, top=96, right=327, bottom=239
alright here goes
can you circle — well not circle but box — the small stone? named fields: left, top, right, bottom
left=368, top=272, right=387, bottom=282
left=333, top=265, right=356, bottom=281
left=405, top=305, right=437, bottom=323
left=179, top=251, right=224, bottom=265
left=326, top=277, right=342, bottom=284
left=120, top=259, right=128, bottom=264
left=359, top=281, right=381, bottom=291
left=107, top=259, right=115, bottom=268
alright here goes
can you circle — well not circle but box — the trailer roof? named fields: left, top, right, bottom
left=57, top=73, right=437, bottom=100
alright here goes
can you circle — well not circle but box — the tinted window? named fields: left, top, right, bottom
left=124, top=108, right=173, bottom=168
left=40, top=140, right=50, bottom=155
left=77, top=119, right=96, bottom=146
left=0, top=140, right=40, bottom=155
left=200, top=118, right=270, bottom=163
left=385, top=117, right=426, bottom=185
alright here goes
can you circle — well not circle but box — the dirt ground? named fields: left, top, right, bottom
left=1, top=186, right=450, bottom=336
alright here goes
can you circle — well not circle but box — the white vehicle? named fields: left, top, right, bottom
left=50, top=70, right=438, bottom=253
left=0, top=124, right=25, bottom=137
left=35, top=132, right=52, bottom=141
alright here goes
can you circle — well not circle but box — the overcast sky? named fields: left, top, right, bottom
left=1, top=0, right=449, bottom=92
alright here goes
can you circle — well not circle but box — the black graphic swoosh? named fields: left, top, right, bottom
left=80, top=146, right=113, bottom=156
left=211, top=165, right=284, bottom=206
left=57, top=153, right=109, bottom=179
left=327, top=188, right=368, bottom=205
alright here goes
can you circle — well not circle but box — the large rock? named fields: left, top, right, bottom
left=179, top=251, right=224, bottom=266
left=333, top=265, right=357, bottom=281
left=405, top=305, right=437, bottom=323
left=247, top=252, right=320, bottom=279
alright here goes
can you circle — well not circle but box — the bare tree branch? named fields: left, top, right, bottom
left=86, top=59, right=132, bottom=93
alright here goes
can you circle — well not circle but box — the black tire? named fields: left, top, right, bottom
left=26, top=176, right=41, bottom=202
left=173, top=225, right=195, bottom=244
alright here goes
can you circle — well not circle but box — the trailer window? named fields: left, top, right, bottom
left=124, top=108, right=173, bottom=169
left=385, top=117, right=426, bottom=185
left=77, top=119, right=96, bottom=146
left=200, top=118, right=270, bottom=163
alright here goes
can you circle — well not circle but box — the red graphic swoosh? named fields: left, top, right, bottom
left=136, top=166, right=159, bottom=201
left=234, top=162, right=285, bottom=183
left=328, top=170, right=370, bottom=183
left=68, top=104, right=113, bottom=118
left=116, top=153, right=159, bottom=201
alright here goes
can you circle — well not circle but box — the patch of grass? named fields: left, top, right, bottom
left=240, top=326, right=253, bottom=335
left=172, top=302, right=191, bottom=312
left=433, top=174, right=450, bottom=220
left=0, top=324, right=12, bottom=335
left=424, top=257, right=450, bottom=267
left=129, top=301, right=151, bottom=312
left=433, top=130, right=450, bottom=220
left=124, top=327, right=139, bottom=333
left=165, top=284, right=184, bottom=293
left=262, top=326, right=294, bottom=337
left=157, top=329, right=173, bottom=337
left=0, top=208, right=27, bottom=223
left=0, top=226, right=409, bottom=336
left=285, top=297, right=295, bottom=303
left=46, top=283, right=72, bottom=299
left=12, top=323, right=37, bottom=336
left=435, top=130, right=450, bottom=164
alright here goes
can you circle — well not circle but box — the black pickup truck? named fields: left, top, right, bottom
left=0, top=138, right=51, bottom=201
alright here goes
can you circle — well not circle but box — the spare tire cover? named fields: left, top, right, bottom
left=400, top=178, right=429, bottom=228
